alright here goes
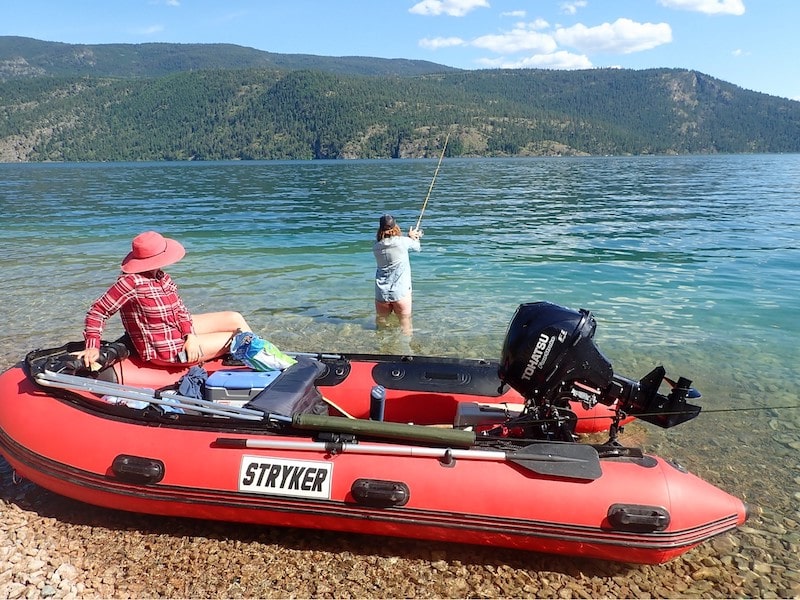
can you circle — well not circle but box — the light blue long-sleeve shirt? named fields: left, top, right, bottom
left=373, top=236, right=421, bottom=302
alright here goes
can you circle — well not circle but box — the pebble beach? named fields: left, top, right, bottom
left=2, top=408, right=799, bottom=599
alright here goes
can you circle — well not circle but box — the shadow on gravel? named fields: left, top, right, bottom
left=0, top=456, right=636, bottom=579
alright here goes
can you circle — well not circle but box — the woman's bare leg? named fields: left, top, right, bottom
left=394, top=295, right=413, bottom=335
left=193, top=311, right=250, bottom=334
left=375, top=301, right=393, bottom=329
left=192, top=311, right=251, bottom=360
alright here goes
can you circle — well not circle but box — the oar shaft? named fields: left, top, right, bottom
left=215, top=437, right=591, bottom=463
left=37, top=370, right=264, bottom=419
left=216, top=437, right=507, bottom=461
left=213, top=437, right=601, bottom=479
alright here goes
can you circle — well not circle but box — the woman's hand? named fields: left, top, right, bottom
left=81, top=347, right=100, bottom=369
left=182, top=333, right=203, bottom=363
left=408, top=227, right=421, bottom=240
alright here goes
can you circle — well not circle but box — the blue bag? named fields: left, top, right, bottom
left=230, top=332, right=296, bottom=371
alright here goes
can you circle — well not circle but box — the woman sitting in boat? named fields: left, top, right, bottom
left=80, top=231, right=251, bottom=368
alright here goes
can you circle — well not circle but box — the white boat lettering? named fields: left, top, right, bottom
left=522, top=333, right=555, bottom=380
left=239, top=455, right=332, bottom=499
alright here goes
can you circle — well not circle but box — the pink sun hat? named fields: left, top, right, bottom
left=120, top=231, right=186, bottom=274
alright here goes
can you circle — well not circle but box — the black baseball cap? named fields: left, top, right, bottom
left=379, top=214, right=396, bottom=230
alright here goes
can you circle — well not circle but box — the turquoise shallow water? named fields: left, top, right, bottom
left=2, top=156, right=797, bottom=397
left=1, top=155, right=799, bottom=577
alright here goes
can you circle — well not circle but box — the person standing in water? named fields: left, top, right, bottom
left=373, top=214, right=421, bottom=334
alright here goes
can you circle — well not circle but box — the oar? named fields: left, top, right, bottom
left=37, top=370, right=265, bottom=420
left=214, top=437, right=602, bottom=480
left=507, top=442, right=601, bottom=479
left=320, top=395, right=356, bottom=419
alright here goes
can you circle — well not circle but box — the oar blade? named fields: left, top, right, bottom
left=508, top=442, right=602, bottom=480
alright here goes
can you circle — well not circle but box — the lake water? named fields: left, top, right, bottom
left=1, top=155, right=799, bottom=579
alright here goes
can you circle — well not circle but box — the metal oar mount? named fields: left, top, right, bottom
left=216, top=433, right=602, bottom=481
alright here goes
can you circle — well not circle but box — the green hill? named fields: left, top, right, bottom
left=1, top=37, right=799, bottom=161
left=0, top=36, right=455, bottom=79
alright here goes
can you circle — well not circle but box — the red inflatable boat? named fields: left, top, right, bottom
left=0, top=302, right=748, bottom=564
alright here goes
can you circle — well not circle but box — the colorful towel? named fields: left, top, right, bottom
left=230, top=332, right=296, bottom=371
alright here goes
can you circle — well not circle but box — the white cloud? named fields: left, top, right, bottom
left=560, top=1, right=588, bottom=16
left=471, top=23, right=558, bottom=54
left=501, top=11, right=527, bottom=18
left=554, top=18, right=672, bottom=54
left=658, top=0, right=745, bottom=16
left=419, top=36, right=466, bottom=49
left=731, top=48, right=750, bottom=57
left=424, top=16, right=668, bottom=57
left=486, top=50, right=594, bottom=69
left=409, top=0, right=490, bottom=17
left=527, top=18, right=550, bottom=30
left=418, top=8, right=673, bottom=71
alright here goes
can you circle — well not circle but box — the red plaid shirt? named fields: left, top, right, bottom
left=84, top=271, right=194, bottom=363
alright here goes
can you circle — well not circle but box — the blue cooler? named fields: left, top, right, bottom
left=204, top=369, right=282, bottom=406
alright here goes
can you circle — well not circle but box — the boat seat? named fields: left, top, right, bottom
left=243, top=358, right=328, bottom=417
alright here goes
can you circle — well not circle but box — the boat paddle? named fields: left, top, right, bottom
left=215, top=433, right=602, bottom=480
left=36, top=370, right=266, bottom=420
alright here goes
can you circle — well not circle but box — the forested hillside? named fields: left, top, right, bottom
left=0, top=36, right=457, bottom=79
left=1, top=38, right=799, bottom=161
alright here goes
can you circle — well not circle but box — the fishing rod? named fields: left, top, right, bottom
left=414, top=129, right=451, bottom=233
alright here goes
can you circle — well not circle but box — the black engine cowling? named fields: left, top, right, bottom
left=499, top=301, right=613, bottom=407
left=498, top=301, right=701, bottom=430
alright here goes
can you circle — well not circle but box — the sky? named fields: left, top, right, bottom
left=2, top=0, right=799, bottom=101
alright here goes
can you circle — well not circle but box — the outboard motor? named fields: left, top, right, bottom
left=497, top=302, right=701, bottom=440
left=499, top=302, right=613, bottom=408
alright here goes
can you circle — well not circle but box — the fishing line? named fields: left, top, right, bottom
left=591, top=404, right=800, bottom=423
left=414, top=129, right=451, bottom=233
left=669, top=404, right=800, bottom=415
left=519, top=403, right=800, bottom=426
